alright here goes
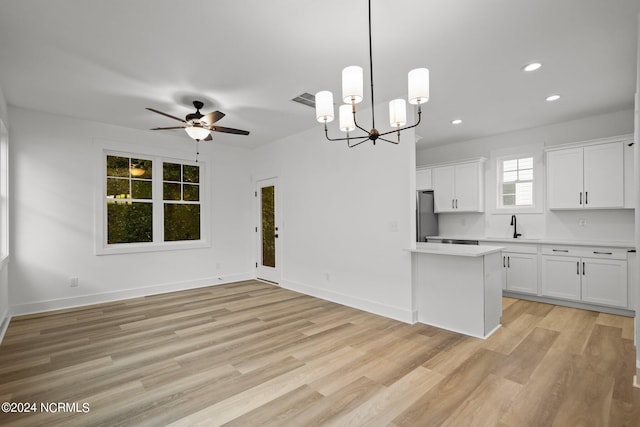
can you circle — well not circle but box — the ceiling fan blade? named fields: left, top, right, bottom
left=200, top=111, right=225, bottom=126
left=210, top=125, right=250, bottom=135
left=203, top=134, right=213, bottom=141
left=150, top=126, right=187, bottom=130
left=146, top=107, right=187, bottom=123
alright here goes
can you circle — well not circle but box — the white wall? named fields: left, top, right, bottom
left=251, top=119, right=416, bottom=322
left=8, top=107, right=254, bottom=314
left=0, top=86, right=7, bottom=125
left=0, top=87, right=9, bottom=338
left=634, top=13, right=640, bottom=384
left=417, top=109, right=635, bottom=242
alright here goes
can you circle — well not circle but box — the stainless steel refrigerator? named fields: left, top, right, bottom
left=416, top=190, right=438, bottom=242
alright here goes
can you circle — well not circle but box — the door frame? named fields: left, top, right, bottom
left=255, top=177, right=281, bottom=284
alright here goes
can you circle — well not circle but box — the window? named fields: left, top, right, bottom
left=499, top=156, right=533, bottom=208
left=163, top=162, right=200, bottom=241
left=106, top=155, right=154, bottom=244
left=101, top=151, right=203, bottom=253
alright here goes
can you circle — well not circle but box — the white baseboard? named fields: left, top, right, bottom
left=9, top=272, right=253, bottom=317
left=280, top=278, right=413, bottom=323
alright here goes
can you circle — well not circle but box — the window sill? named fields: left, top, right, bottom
left=493, top=206, right=543, bottom=215
left=96, top=240, right=210, bottom=256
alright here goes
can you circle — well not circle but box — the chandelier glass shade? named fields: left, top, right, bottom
left=315, top=0, right=429, bottom=147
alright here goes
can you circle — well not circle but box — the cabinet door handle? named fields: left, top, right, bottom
left=579, top=192, right=582, bottom=205
left=503, top=256, right=506, bottom=268
left=582, top=262, right=585, bottom=275
left=576, top=261, right=580, bottom=275
left=593, top=251, right=612, bottom=255
left=455, top=199, right=458, bottom=209
left=452, top=199, right=455, bottom=209
left=507, top=256, right=510, bottom=268
left=585, top=191, right=588, bottom=205
left=553, top=249, right=569, bottom=253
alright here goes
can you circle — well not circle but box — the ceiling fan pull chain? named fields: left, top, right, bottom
left=195, top=140, right=200, bottom=163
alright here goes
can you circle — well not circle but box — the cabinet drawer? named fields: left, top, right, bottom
left=496, top=243, right=537, bottom=254
left=540, top=246, right=627, bottom=260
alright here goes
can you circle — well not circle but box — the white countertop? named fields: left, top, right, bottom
left=427, top=235, right=635, bottom=250
left=406, top=242, right=504, bottom=257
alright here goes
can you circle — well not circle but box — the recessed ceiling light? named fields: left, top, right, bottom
left=545, top=94, right=560, bottom=102
left=451, top=119, right=462, bottom=125
left=522, top=62, right=542, bottom=72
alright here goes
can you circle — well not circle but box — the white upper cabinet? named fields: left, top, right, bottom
left=432, top=159, right=484, bottom=213
left=433, top=166, right=456, bottom=211
left=416, top=168, right=432, bottom=190
left=546, top=141, right=624, bottom=210
left=583, top=143, right=624, bottom=208
left=454, top=163, right=481, bottom=211
left=546, top=147, right=584, bottom=209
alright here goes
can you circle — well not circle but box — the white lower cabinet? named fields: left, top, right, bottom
left=581, top=258, right=627, bottom=307
left=541, top=255, right=582, bottom=300
left=541, top=246, right=628, bottom=308
left=503, top=252, right=538, bottom=295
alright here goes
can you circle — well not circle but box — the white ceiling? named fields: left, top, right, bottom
left=0, top=0, right=639, bottom=150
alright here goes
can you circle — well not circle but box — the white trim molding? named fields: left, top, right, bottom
left=10, top=272, right=253, bottom=317
left=280, top=278, right=414, bottom=324
left=0, top=308, right=10, bottom=344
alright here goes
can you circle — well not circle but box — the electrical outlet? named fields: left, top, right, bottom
left=389, top=221, right=399, bottom=232
left=578, top=218, right=587, bottom=227
left=325, top=273, right=330, bottom=281
left=70, top=277, right=79, bottom=288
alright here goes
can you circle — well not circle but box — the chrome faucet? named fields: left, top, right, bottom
left=510, top=215, right=522, bottom=238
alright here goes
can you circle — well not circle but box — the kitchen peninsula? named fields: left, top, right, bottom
left=408, top=242, right=504, bottom=339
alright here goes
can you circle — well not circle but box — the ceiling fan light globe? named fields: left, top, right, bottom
left=185, top=126, right=211, bottom=140
left=130, top=166, right=145, bottom=177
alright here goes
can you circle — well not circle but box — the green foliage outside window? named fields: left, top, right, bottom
left=261, top=186, right=275, bottom=268
left=107, top=203, right=153, bottom=244
left=164, top=204, right=200, bottom=241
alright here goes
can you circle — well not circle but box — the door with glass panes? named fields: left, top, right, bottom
left=256, top=178, right=280, bottom=283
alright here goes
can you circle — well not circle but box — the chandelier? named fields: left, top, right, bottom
left=314, top=0, right=429, bottom=148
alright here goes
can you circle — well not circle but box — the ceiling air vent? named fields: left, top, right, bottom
left=291, top=92, right=316, bottom=108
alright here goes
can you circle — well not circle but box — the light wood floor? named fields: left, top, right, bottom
left=0, top=280, right=638, bottom=426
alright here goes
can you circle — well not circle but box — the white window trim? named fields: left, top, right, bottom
left=96, top=148, right=210, bottom=255
left=489, top=145, right=544, bottom=215
left=497, top=155, right=534, bottom=209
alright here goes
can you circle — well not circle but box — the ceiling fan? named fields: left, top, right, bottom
left=147, top=100, right=250, bottom=141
